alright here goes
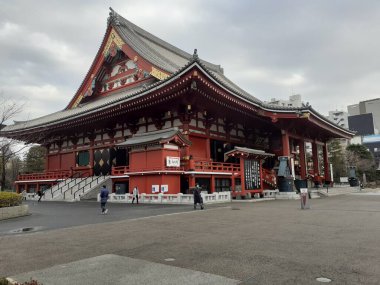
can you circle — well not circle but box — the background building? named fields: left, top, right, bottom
left=266, top=94, right=303, bottom=108
left=347, top=98, right=380, bottom=134
left=327, top=110, right=349, bottom=129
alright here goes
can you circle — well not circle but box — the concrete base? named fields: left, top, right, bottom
left=9, top=254, right=239, bottom=285
left=309, top=190, right=320, bottom=199
left=0, top=205, right=29, bottom=220
left=275, top=192, right=300, bottom=200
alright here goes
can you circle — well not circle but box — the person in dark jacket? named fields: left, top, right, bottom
left=100, top=185, right=109, bottom=214
left=37, top=190, right=44, bottom=202
left=193, top=184, right=204, bottom=210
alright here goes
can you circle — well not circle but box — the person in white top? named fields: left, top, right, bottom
left=132, top=186, right=139, bottom=204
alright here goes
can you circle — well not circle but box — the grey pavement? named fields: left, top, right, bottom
left=0, top=200, right=212, bottom=236
left=1, top=194, right=380, bottom=284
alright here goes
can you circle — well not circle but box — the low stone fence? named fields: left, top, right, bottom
left=97, top=192, right=231, bottom=204
left=0, top=205, right=29, bottom=220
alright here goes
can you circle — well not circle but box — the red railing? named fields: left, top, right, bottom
left=17, top=170, right=71, bottom=181
left=112, top=166, right=130, bottom=175
left=192, top=161, right=240, bottom=173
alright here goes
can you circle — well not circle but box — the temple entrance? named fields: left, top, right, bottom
left=195, top=178, right=211, bottom=193
left=115, top=182, right=129, bottom=194
left=180, top=176, right=189, bottom=194
left=115, top=148, right=129, bottom=166
left=210, top=139, right=236, bottom=162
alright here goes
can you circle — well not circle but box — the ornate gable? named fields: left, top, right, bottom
left=68, top=26, right=171, bottom=109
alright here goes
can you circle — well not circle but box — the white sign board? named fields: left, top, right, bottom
left=152, top=185, right=159, bottom=193
left=300, top=188, right=308, bottom=194
left=161, top=185, right=168, bottom=193
left=340, top=177, right=348, bottom=183
left=166, top=156, right=180, bottom=167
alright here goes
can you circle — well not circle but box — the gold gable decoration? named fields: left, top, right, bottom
left=103, top=29, right=125, bottom=57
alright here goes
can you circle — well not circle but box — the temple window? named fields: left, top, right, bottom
left=77, top=150, right=90, bottom=166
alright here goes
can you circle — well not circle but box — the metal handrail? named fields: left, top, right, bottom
left=72, top=176, right=106, bottom=200
left=51, top=171, right=83, bottom=198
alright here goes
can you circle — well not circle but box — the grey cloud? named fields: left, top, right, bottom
left=1, top=0, right=380, bottom=122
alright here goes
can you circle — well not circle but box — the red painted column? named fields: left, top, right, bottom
left=210, top=175, right=215, bottom=193
left=312, top=142, right=319, bottom=176
left=240, top=157, right=246, bottom=194
left=189, top=175, right=196, bottom=188
left=44, top=145, right=49, bottom=172
left=299, top=140, right=307, bottom=179
left=323, top=142, right=330, bottom=182
left=89, top=140, right=94, bottom=176
left=231, top=175, right=235, bottom=192
left=281, top=130, right=290, bottom=156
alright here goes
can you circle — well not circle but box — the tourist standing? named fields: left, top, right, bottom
left=193, top=184, right=204, bottom=210
left=132, top=186, right=139, bottom=204
left=100, top=185, right=109, bottom=214
left=37, top=190, right=44, bottom=202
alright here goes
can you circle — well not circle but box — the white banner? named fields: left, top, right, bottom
left=166, top=156, right=180, bottom=167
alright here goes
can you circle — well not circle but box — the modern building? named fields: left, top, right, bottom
left=348, top=113, right=375, bottom=136
left=362, top=135, right=380, bottom=170
left=0, top=8, right=354, bottom=198
left=348, top=98, right=380, bottom=134
left=266, top=94, right=303, bottom=108
left=327, top=110, right=349, bottom=129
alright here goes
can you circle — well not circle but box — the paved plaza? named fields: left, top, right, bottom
left=1, top=191, right=380, bottom=284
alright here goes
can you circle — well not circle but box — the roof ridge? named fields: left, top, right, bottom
left=109, top=7, right=223, bottom=74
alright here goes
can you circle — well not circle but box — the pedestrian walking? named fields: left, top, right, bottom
left=132, top=186, right=139, bottom=204
left=193, top=184, right=204, bottom=210
left=37, top=190, right=44, bottom=202
left=100, top=185, right=109, bottom=214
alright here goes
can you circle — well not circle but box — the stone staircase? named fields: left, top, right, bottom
left=42, top=176, right=110, bottom=202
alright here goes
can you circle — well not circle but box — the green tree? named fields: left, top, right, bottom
left=328, top=139, right=347, bottom=181
left=23, top=145, right=45, bottom=173
left=346, top=144, right=375, bottom=180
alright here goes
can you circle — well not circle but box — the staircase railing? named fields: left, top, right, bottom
left=50, top=171, right=84, bottom=198
left=72, top=176, right=107, bottom=200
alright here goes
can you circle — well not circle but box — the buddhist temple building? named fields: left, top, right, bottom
left=0, top=8, right=354, bottom=199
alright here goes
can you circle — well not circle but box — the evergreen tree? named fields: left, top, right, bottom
left=328, top=139, right=347, bottom=181
left=346, top=144, right=375, bottom=180
left=23, top=145, right=45, bottom=173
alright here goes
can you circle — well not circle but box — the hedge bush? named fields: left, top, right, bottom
left=0, top=192, right=22, bottom=208
left=0, top=277, right=43, bottom=285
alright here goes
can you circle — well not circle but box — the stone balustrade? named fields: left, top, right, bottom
left=98, top=191, right=232, bottom=204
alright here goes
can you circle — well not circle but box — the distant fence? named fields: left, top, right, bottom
left=97, top=192, right=231, bottom=204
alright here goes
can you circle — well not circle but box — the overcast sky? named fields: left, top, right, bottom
left=1, top=0, right=380, bottom=124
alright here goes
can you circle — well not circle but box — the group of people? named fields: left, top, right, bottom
left=100, top=185, right=139, bottom=214
left=100, top=184, right=205, bottom=214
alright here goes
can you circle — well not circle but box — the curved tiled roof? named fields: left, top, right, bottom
left=110, top=8, right=260, bottom=103
left=0, top=8, right=354, bottom=139
left=116, top=127, right=191, bottom=147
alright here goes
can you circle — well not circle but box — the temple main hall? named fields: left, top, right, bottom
left=0, top=8, right=353, bottom=199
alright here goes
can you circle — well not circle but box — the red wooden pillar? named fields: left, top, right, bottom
left=206, top=137, right=211, bottom=160
left=44, top=144, right=49, bottom=172
left=210, top=175, right=215, bottom=193
left=231, top=175, right=235, bottom=192
left=323, top=142, right=330, bottom=181
left=281, top=130, right=290, bottom=156
left=312, top=142, right=319, bottom=175
left=299, top=140, right=307, bottom=179
left=189, top=175, right=196, bottom=188
left=89, top=140, right=94, bottom=176
left=239, top=156, right=246, bottom=194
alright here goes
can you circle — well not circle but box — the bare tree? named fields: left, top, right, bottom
left=0, top=94, right=27, bottom=191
